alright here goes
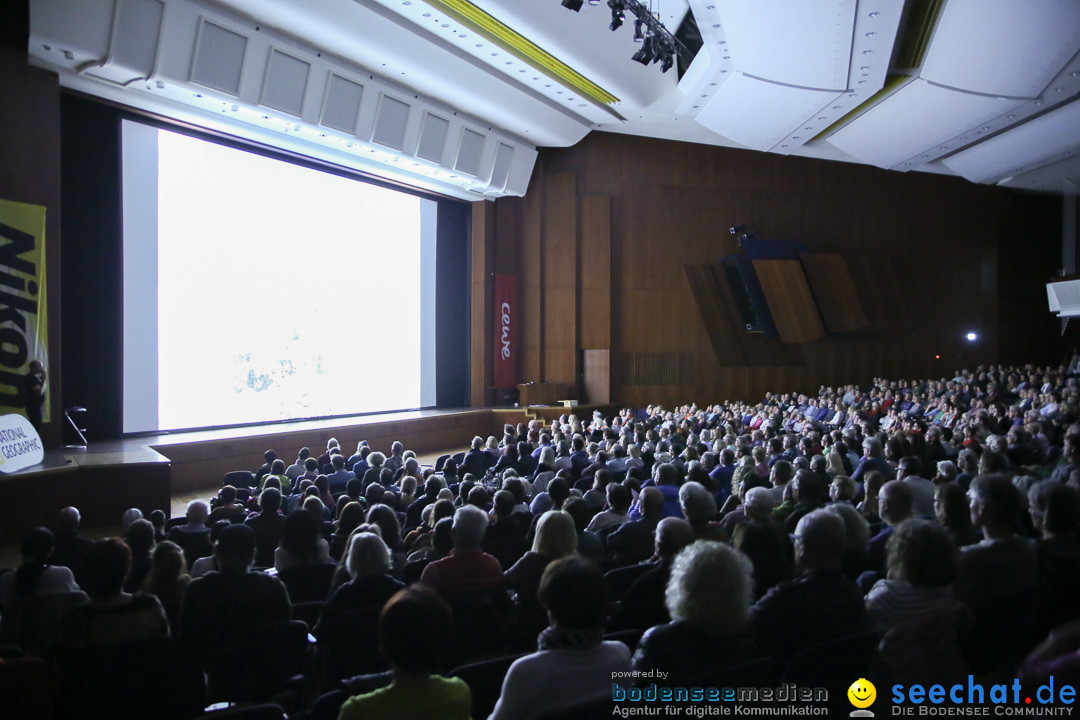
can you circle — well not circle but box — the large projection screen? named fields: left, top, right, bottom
left=122, top=121, right=437, bottom=433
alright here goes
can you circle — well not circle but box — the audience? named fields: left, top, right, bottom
left=17, top=362, right=1080, bottom=714
left=489, top=556, right=631, bottom=719
left=633, top=540, right=758, bottom=683
left=337, top=586, right=470, bottom=720
left=61, top=537, right=169, bottom=646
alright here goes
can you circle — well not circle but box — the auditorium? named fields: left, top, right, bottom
left=2, top=1, right=1080, bottom=718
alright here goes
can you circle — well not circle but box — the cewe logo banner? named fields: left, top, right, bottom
left=493, top=273, right=517, bottom=388
left=0, top=413, right=44, bottom=473
left=0, top=199, right=48, bottom=422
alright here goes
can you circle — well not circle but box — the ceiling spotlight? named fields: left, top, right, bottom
left=608, top=0, right=625, bottom=30
left=729, top=225, right=746, bottom=235
left=633, top=18, right=645, bottom=42
left=561, top=0, right=584, bottom=10
left=631, top=37, right=654, bottom=64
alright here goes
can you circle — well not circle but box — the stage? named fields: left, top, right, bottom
left=0, top=404, right=608, bottom=546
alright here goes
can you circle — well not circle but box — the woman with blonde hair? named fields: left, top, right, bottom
left=504, top=510, right=578, bottom=646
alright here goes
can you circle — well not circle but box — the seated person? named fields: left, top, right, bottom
left=751, top=509, right=867, bottom=664
left=244, top=487, right=287, bottom=568
left=178, top=524, right=291, bottom=658
left=168, top=500, right=212, bottom=567
left=504, top=510, right=578, bottom=644
left=61, top=538, right=169, bottom=646
left=865, top=519, right=959, bottom=632
left=273, top=509, right=331, bottom=572
left=208, top=485, right=246, bottom=522
left=419, top=505, right=504, bottom=600
left=633, top=540, right=759, bottom=683
left=0, top=526, right=88, bottom=652
left=336, top=587, right=471, bottom=720
left=143, top=540, right=190, bottom=632
left=489, top=556, right=632, bottom=720
left=315, top=532, right=404, bottom=636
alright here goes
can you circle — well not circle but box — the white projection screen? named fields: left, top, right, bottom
left=121, top=120, right=437, bottom=433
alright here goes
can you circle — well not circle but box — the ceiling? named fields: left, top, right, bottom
left=28, top=0, right=1080, bottom=198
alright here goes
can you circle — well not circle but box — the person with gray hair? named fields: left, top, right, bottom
left=865, top=519, right=959, bottom=632
left=956, top=448, right=979, bottom=490
left=679, top=481, right=725, bottom=541
left=733, top=487, right=791, bottom=599
left=632, top=541, right=758, bottom=683
left=934, top=460, right=958, bottom=485
left=851, top=437, right=894, bottom=488
left=751, top=509, right=867, bottom=662
left=418, top=504, right=503, bottom=599
left=315, top=532, right=405, bottom=637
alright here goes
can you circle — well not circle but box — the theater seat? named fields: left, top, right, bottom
left=447, top=652, right=526, bottom=720
left=53, top=636, right=206, bottom=720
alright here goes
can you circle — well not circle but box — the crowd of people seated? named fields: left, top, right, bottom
left=6, top=362, right=1080, bottom=716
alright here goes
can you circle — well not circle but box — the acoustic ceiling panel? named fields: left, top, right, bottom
left=826, top=78, right=1022, bottom=169
left=921, top=0, right=1080, bottom=99
left=370, top=93, right=411, bottom=151
left=319, top=73, right=364, bottom=135
left=416, top=112, right=450, bottom=164
left=696, top=71, right=842, bottom=151
left=455, top=128, right=487, bottom=177
left=716, top=0, right=855, bottom=91
left=190, top=18, right=247, bottom=96
left=260, top=48, right=310, bottom=117
left=941, top=99, right=1080, bottom=185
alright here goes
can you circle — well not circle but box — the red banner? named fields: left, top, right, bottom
left=493, top=273, right=517, bottom=388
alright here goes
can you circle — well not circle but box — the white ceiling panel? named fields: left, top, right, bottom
left=921, top=0, right=1080, bottom=99
left=999, top=155, right=1080, bottom=195
left=942, top=99, right=1080, bottom=184
left=827, top=78, right=1024, bottom=169
left=695, top=71, right=842, bottom=151
left=717, top=0, right=855, bottom=90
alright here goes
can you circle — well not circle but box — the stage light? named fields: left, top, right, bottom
left=965, top=332, right=978, bottom=341
left=561, top=0, right=584, bottom=10
left=633, top=19, right=645, bottom=42
left=729, top=225, right=746, bottom=235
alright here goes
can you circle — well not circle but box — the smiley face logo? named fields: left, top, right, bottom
left=848, top=678, right=876, bottom=710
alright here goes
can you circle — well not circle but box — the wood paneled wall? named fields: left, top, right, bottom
left=473, top=131, right=1069, bottom=409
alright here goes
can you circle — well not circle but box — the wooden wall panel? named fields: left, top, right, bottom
left=751, top=259, right=825, bottom=344
left=583, top=349, right=610, bottom=404
left=521, top=168, right=545, bottom=382
left=543, top=173, right=578, bottom=388
left=487, top=131, right=1062, bottom=407
left=800, top=253, right=868, bottom=333
left=579, top=195, right=612, bottom=349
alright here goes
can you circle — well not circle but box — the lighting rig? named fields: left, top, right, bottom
left=561, top=0, right=680, bottom=73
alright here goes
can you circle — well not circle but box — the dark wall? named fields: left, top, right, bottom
left=0, top=1, right=63, bottom=447
left=436, top=200, right=470, bottom=407
left=474, top=131, right=1069, bottom=408
left=60, top=94, right=123, bottom=438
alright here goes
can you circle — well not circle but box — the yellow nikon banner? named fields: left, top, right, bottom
left=0, top=199, right=48, bottom=423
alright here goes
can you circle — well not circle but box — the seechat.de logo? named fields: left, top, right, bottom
left=849, top=678, right=877, bottom=717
